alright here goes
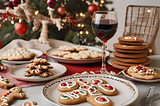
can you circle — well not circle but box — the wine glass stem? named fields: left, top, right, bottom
left=100, top=42, right=108, bottom=74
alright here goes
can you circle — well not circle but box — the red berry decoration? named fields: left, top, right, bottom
left=84, top=81, right=87, bottom=84
left=83, top=86, right=86, bottom=88
left=68, top=82, right=72, bottom=84
left=15, top=22, right=27, bottom=36
left=107, top=86, right=113, bottom=89
left=79, top=79, right=82, bottom=81
left=87, top=4, right=99, bottom=15
left=100, top=97, right=106, bottom=101
left=61, top=83, right=66, bottom=86
left=75, top=91, right=79, bottom=94
left=57, top=6, right=66, bottom=16
left=104, top=85, right=107, bottom=87
left=47, top=0, right=56, bottom=8
left=12, top=0, right=21, bottom=7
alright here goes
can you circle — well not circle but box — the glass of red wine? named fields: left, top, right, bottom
left=91, top=11, right=118, bottom=74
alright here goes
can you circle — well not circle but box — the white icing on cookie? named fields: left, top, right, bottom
left=59, top=81, right=77, bottom=89
left=98, top=84, right=115, bottom=92
left=95, top=95, right=110, bottom=104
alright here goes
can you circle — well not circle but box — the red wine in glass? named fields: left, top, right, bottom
left=92, top=19, right=118, bottom=42
left=91, top=11, right=118, bottom=74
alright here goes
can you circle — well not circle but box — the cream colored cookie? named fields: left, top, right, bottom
left=58, top=45, right=75, bottom=51
left=72, top=45, right=88, bottom=51
left=1, top=47, right=35, bottom=61
left=51, top=51, right=71, bottom=57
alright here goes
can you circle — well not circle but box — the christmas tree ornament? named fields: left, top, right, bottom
left=87, top=4, right=99, bottom=15
left=57, top=5, right=66, bottom=16
left=47, top=0, right=56, bottom=8
left=12, top=0, right=21, bottom=7
left=2, top=11, right=16, bottom=21
left=15, top=21, right=27, bottom=36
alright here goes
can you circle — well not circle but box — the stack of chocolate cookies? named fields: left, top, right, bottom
left=112, top=36, right=152, bottom=69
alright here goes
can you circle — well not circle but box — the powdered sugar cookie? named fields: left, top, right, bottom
left=1, top=47, right=35, bottom=61
left=58, top=45, right=75, bottom=52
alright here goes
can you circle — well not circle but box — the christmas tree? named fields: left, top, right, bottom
left=0, top=0, right=113, bottom=48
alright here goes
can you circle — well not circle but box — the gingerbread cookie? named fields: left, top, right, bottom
left=126, top=65, right=160, bottom=80
left=87, top=95, right=112, bottom=106
left=24, top=58, right=54, bottom=77
left=26, top=63, right=53, bottom=70
left=0, top=87, right=26, bottom=106
left=58, top=78, right=118, bottom=105
left=1, top=47, right=35, bottom=61
left=57, top=81, right=79, bottom=92
left=0, top=76, right=15, bottom=89
left=30, top=57, right=48, bottom=65
left=20, top=101, right=37, bottom=106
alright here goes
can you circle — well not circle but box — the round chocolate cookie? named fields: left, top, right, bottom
left=118, top=36, right=144, bottom=43
left=113, top=43, right=147, bottom=50
left=113, top=48, right=145, bottom=53
left=113, top=58, right=152, bottom=67
left=113, top=50, right=148, bottom=58
left=114, top=56, right=147, bottom=63
left=111, top=61, right=128, bottom=69
left=119, top=41, right=143, bottom=45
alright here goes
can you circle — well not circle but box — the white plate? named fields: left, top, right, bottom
left=10, top=62, right=67, bottom=82
left=42, top=74, right=139, bottom=106
left=2, top=49, right=43, bottom=64
left=46, top=46, right=110, bottom=64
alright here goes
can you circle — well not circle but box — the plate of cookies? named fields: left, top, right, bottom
left=46, top=45, right=110, bottom=64
left=42, top=74, right=139, bottom=106
left=10, top=58, right=67, bottom=82
left=0, top=47, right=43, bottom=64
left=122, top=65, right=160, bottom=82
